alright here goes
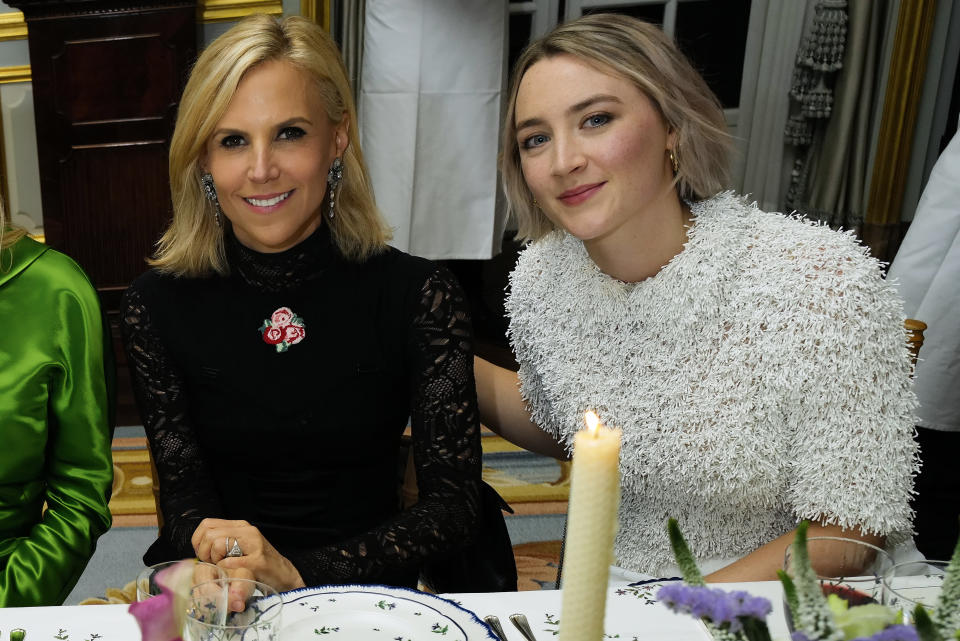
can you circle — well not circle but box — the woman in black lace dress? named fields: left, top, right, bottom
left=121, top=15, right=482, bottom=600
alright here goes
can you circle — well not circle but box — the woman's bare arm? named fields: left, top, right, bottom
left=474, top=356, right=569, bottom=460
left=705, top=521, right=884, bottom=583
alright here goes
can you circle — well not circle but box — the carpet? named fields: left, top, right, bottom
left=109, top=435, right=159, bottom=528
left=475, top=432, right=569, bottom=590
left=106, top=429, right=567, bottom=590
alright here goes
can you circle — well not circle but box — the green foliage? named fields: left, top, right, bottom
left=915, top=604, right=945, bottom=641
left=779, top=569, right=799, bottom=620
left=933, top=517, right=960, bottom=639
left=667, top=518, right=705, bottom=586
left=782, top=521, right=843, bottom=641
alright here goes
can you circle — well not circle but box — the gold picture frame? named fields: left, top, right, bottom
left=300, top=0, right=331, bottom=31
left=0, top=0, right=296, bottom=38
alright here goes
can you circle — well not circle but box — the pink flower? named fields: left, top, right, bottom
left=128, top=560, right=195, bottom=641
left=129, top=594, right=182, bottom=641
left=270, top=307, right=294, bottom=328
left=263, top=326, right=284, bottom=345
left=283, top=324, right=306, bottom=345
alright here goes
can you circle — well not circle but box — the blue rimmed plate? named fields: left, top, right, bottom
left=279, top=584, right=498, bottom=640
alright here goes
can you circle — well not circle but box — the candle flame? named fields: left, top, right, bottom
left=584, top=410, right=600, bottom=435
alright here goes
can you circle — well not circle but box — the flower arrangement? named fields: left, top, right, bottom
left=659, top=519, right=960, bottom=641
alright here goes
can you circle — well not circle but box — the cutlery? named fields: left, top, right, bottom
left=10, top=629, right=25, bottom=641
left=483, top=615, right=508, bottom=640
left=510, top=613, right=537, bottom=641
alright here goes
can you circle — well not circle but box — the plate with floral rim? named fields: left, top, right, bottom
left=279, top=584, right=498, bottom=640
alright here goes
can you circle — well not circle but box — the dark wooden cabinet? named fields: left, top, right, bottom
left=10, top=0, right=198, bottom=425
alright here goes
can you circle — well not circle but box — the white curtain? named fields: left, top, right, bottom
left=734, top=0, right=812, bottom=213
left=334, top=0, right=366, bottom=98
left=887, top=127, right=960, bottom=432
left=360, top=0, right=508, bottom=259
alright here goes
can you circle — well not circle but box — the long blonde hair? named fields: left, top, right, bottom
left=1, top=199, right=27, bottom=271
left=502, top=14, right=732, bottom=242
left=153, top=14, right=390, bottom=276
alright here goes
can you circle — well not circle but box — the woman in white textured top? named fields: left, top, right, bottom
left=476, top=13, right=919, bottom=582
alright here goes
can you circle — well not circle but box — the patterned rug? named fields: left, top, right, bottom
left=108, top=430, right=568, bottom=589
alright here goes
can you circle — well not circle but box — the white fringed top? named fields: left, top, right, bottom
left=507, top=192, right=919, bottom=575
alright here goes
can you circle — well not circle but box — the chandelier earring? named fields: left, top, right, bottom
left=199, top=172, right=223, bottom=228
left=326, top=157, right=343, bottom=220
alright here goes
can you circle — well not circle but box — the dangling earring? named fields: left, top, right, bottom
left=532, top=198, right=540, bottom=208
left=668, top=147, right=680, bottom=175
left=200, top=172, right=223, bottom=228
left=326, top=157, right=343, bottom=220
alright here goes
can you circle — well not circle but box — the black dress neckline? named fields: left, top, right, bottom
left=225, top=222, right=339, bottom=292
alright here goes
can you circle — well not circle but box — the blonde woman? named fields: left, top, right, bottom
left=120, top=15, right=482, bottom=599
left=477, top=14, right=919, bottom=582
left=0, top=218, right=114, bottom=606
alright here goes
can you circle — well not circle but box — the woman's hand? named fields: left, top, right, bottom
left=191, top=518, right=306, bottom=608
left=704, top=521, right=884, bottom=583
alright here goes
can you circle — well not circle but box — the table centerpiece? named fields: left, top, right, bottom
left=659, top=519, right=960, bottom=641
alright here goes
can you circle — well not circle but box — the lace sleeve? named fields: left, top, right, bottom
left=285, top=267, right=483, bottom=584
left=120, top=281, right=224, bottom=560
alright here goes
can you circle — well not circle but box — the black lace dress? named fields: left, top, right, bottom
left=120, top=224, right=482, bottom=587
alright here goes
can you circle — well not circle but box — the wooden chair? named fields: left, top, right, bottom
left=905, top=318, right=927, bottom=365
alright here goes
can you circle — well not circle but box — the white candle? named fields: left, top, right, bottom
left=559, top=411, right=622, bottom=641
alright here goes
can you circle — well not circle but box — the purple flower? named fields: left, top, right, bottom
left=656, top=583, right=689, bottom=611
left=739, top=595, right=773, bottom=619
left=850, top=625, right=920, bottom=641
left=656, top=583, right=773, bottom=633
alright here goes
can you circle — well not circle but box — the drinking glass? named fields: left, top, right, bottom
left=184, top=578, right=283, bottom=641
left=783, top=537, right=892, bottom=630
left=881, top=560, right=948, bottom=623
left=136, top=559, right=226, bottom=601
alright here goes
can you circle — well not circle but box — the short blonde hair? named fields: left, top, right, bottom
left=153, top=14, right=390, bottom=276
left=502, top=14, right=732, bottom=241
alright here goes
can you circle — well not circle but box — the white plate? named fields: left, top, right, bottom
left=280, top=584, right=498, bottom=640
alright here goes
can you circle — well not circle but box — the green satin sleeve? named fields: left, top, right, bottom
left=0, top=238, right=115, bottom=607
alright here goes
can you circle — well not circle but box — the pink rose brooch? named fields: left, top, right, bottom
left=259, top=306, right=305, bottom=352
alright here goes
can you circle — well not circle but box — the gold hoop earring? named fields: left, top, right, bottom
left=669, top=148, right=680, bottom=175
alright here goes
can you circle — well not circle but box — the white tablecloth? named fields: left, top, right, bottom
left=0, top=581, right=790, bottom=640
left=451, top=581, right=790, bottom=640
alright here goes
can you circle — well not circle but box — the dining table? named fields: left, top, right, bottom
left=0, top=578, right=792, bottom=640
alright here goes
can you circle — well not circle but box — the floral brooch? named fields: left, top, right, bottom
left=259, top=306, right=305, bottom=353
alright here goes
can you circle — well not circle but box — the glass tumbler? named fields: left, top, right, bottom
left=881, top=560, right=948, bottom=623
left=184, top=578, right=283, bottom=641
left=136, top=559, right=226, bottom=601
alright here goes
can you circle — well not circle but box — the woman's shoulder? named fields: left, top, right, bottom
left=695, top=192, right=882, bottom=278
left=511, top=230, right=582, bottom=291
left=13, top=240, right=98, bottom=298
left=124, top=265, right=222, bottom=302
left=359, top=246, right=446, bottom=298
